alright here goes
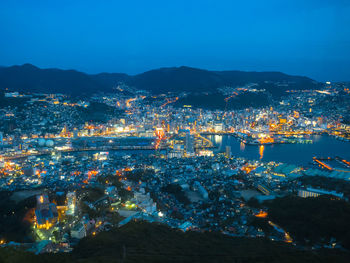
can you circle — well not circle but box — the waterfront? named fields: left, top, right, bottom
left=209, top=135, right=350, bottom=165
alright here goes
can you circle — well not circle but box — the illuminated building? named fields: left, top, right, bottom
left=71, top=223, right=86, bottom=239
left=93, top=152, right=109, bottom=161
left=0, top=156, right=4, bottom=168
left=214, top=122, right=223, bottom=132
left=35, top=194, right=58, bottom=229
left=168, top=144, right=184, bottom=158
left=257, top=184, right=272, bottom=195
left=279, top=118, right=287, bottom=124
left=185, top=132, right=194, bottom=156
left=66, top=191, right=76, bottom=216
left=271, top=164, right=301, bottom=179
left=241, top=164, right=256, bottom=174
left=133, top=191, right=157, bottom=213
left=197, top=150, right=214, bottom=157
left=155, top=127, right=165, bottom=139
left=298, top=187, right=344, bottom=199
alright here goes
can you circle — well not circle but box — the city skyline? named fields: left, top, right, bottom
left=1, top=0, right=350, bottom=81
left=1, top=1, right=350, bottom=262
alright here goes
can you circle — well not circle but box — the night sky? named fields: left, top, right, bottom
left=1, top=0, right=349, bottom=81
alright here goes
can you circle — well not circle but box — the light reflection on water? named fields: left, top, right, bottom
left=214, top=135, right=222, bottom=145
left=259, top=145, right=264, bottom=159
left=240, top=141, right=245, bottom=151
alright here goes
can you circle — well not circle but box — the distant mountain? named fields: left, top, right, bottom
left=128, top=66, right=223, bottom=93
left=128, top=66, right=320, bottom=94
left=0, top=64, right=107, bottom=96
left=0, top=64, right=321, bottom=96
left=90, top=72, right=130, bottom=89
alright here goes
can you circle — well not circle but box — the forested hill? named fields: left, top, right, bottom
left=1, top=221, right=350, bottom=263
left=0, top=64, right=321, bottom=96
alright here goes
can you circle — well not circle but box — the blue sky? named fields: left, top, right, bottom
left=1, top=0, right=349, bottom=81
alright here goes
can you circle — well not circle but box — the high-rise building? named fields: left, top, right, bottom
left=73, top=128, right=78, bottom=138
left=225, top=146, right=231, bottom=158
left=185, top=132, right=194, bottom=156
left=66, top=191, right=77, bottom=216
left=0, top=156, right=4, bottom=168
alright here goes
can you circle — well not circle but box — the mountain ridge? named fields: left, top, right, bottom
left=0, top=64, right=321, bottom=96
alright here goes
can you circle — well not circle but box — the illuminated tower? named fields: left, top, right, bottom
left=155, top=127, right=165, bottom=139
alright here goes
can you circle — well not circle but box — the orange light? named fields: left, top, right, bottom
left=314, top=158, right=332, bottom=170
left=258, top=137, right=274, bottom=144
left=255, top=210, right=268, bottom=218
left=285, top=232, right=293, bottom=243
left=342, top=159, right=350, bottom=166
left=242, top=164, right=256, bottom=174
